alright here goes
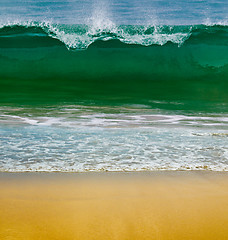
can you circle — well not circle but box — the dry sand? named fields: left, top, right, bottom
left=0, top=171, right=228, bottom=240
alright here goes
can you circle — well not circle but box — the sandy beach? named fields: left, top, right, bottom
left=0, top=171, right=228, bottom=240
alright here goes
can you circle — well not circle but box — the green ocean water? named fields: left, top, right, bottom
left=0, top=24, right=228, bottom=112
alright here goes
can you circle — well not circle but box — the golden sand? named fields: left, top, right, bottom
left=0, top=171, right=228, bottom=240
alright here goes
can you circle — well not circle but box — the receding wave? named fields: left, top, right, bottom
left=1, top=123, right=228, bottom=172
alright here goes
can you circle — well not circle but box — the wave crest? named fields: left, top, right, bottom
left=0, top=21, right=227, bottom=50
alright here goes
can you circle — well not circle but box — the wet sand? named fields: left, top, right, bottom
left=0, top=171, right=228, bottom=240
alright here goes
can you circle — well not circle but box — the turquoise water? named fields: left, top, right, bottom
left=1, top=24, right=228, bottom=111
left=0, top=1, right=228, bottom=172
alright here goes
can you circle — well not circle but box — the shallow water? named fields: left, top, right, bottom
left=0, top=105, right=228, bottom=172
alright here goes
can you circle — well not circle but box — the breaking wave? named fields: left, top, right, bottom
left=0, top=21, right=228, bottom=50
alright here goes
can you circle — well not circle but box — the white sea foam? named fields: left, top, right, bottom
left=1, top=126, right=228, bottom=172
left=1, top=111, right=228, bottom=128
left=1, top=19, right=228, bottom=50
left=0, top=20, right=193, bottom=49
left=1, top=106, right=228, bottom=172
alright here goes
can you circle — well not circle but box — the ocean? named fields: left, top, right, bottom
left=0, top=0, right=228, bottom=172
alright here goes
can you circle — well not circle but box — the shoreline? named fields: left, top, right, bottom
left=1, top=169, right=228, bottom=174
left=1, top=170, right=228, bottom=180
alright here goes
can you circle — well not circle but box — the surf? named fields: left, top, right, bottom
left=0, top=22, right=228, bottom=49
left=0, top=22, right=228, bottom=112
